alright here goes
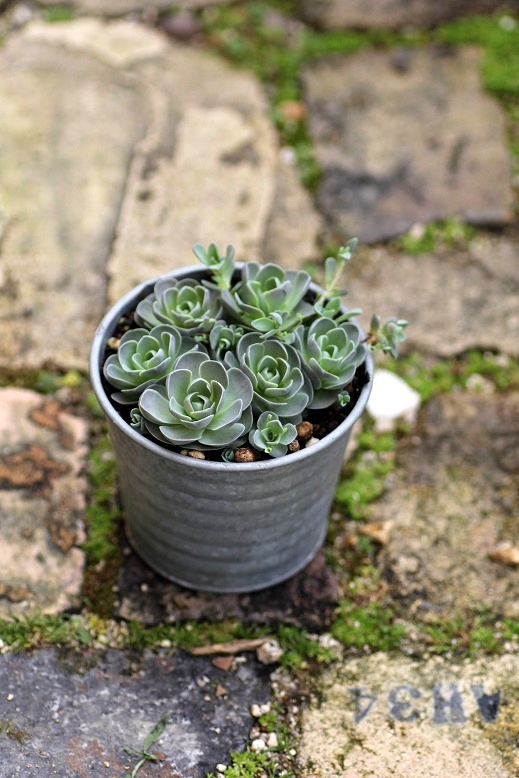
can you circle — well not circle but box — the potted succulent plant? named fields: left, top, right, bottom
left=89, top=240, right=406, bottom=592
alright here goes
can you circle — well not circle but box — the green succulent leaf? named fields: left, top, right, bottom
left=130, top=408, right=147, bottom=434
left=209, top=320, right=244, bottom=360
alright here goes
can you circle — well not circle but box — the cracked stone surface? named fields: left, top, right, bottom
left=303, top=45, right=514, bottom=243
left=299, top=653, right=519, bottom=777
left=371, top=391, right=519, bottom=619
left=0, top=389, right=87, bottom=617
left=0, top=18, right=320, bottom=370
left=0, top=647, right=271, bottom=778
left=350, top=237, right=519, bottom=357
left=299, top=0, right=518, bottom=30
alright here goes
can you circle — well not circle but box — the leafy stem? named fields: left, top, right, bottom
left=124, top=712, right=171, bottom=777
left=315, top=238, right=358, bottom=308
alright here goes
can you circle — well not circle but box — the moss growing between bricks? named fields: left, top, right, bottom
left=332, top=603, right=405, bottom=652
left=386, top=351, right=519, bottom=402
left=397, top=218, right=475, bottom=255
left=335, top=428, right=397, bottom=522
left=82, top=433, right=123, bottom=617
left=199, top=6, right=519, bottom=192
left=198, top=3, right=409, bottom=191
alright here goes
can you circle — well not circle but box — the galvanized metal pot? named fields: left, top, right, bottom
left=90, top=266, right=373, bottom=593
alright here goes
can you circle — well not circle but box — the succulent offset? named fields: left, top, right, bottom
left=103, top=241, right=407, bottom=458
left=249, top=412, right=297, bottom=458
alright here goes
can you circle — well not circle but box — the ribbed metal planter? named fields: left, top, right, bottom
left=89, top=266, right=373, bottom=593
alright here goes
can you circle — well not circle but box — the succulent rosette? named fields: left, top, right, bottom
left=226, top=332, right=313, bottom=420
left=249, top=412, right=297, bottom=458
left=221, top=262, right=314, bottom=339
left=138, top=351, right=254, bottom=450
left=134, top=277, right=222, bottom=334
left=103, top=324, right=200, bottom=404
left=295, top=319, right=367, bottom=409
left=209, top=321, right=245, bottom=361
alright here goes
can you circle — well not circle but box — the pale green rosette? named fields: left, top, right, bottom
left=103, top=324, right=200, bottom=405
left=221, top=262, right=313, bottom=340
left=134, top=277, right=222, bottom=334
left=295, top=319, right=367, bottom=409
left=138, top=352, right=253, bottom=450
left=249, top=412, right=297, bottom=458
left=226, top=332, right=313, bottom=421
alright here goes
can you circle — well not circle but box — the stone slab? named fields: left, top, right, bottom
left=299, top=0, right=519, bottom=30
left=0, top=24, right=146, bottom=370
left=117, top=548, right=339, bottom=632
left=0, top=389, right=87, bottom=617
left=264, top=151, right=322, bottom=271
left=350, top=237, right=519, bottom=357
left=303, top=46, right=513, bottom=243
left=0, top=647, right=271, bottom=777
left=0, top=19, right=320, bottom=370
left=299, top=653, right=519, bottom=777
left=372, top=391, right=519, bottom=619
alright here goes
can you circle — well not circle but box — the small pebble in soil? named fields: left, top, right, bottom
left=180, top=449, right=206, bottom=460
left=305, top=437, right=319, bottom=448
left=251, top=702, right=271, bottom=717
left=296, top=420, right=313, bottom=441
left=267, top=732, right=279, bottom=749
left=251, top=738, right=267, bottom=752
left=287, top=439, right=300, bottom=454
left=234, top=447, right=257, bottom=463
left=256, top=639, right=283, bottom=665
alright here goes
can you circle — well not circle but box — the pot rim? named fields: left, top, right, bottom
left=89, top=264, right=374, bottom=472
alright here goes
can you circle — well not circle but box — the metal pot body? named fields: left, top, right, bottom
left=90, top=266, right=373, bottom=593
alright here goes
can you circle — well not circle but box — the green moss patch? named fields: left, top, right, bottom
left=82, top=434, right=123, bottom=616
left=438, top=14, right=519, bottom=98
left=387, top=351, right=519, bottom=403
left=397, top=218, right=475, bottom=255
left=335, top=428, right=396, bottom=521
left=0, top=719, right=31, bottom=744
left=332, top=603, right=405, bottom=652
left=43, top=6, right=76, bottom=23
